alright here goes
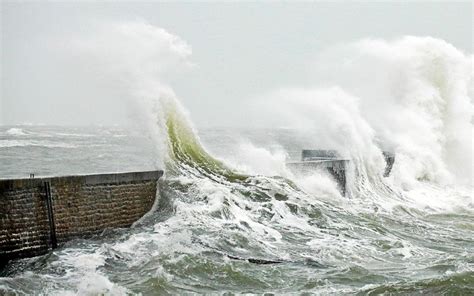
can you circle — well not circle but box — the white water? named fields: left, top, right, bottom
left=67, top=19, right=473, bottom=226
left=69, top=21, right=474, bottom=192
left=5, top=128, right=28, bottom=136
left=312, top=37, right=473, bottom=188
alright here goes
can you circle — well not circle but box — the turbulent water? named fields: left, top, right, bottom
left=0, top=122, right=472, bottom=295
left=1, top=22, right=474, bottom=295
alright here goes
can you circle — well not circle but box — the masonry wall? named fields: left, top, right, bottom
left=0, top=171, right=163, bottom=264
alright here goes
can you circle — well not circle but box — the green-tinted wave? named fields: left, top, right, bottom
left=165, top=107, right=247, bottom=182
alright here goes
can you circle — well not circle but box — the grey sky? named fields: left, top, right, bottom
left=1, top=1, right=472, bottom=127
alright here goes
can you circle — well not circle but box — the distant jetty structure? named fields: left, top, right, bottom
left=287, top=150, right=349, bottom=194
left=0, top=170, right=163, bottom=265
left=287, top=150, right=395, bottom=195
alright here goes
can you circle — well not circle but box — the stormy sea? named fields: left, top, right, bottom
left=1, top=24, right=473, bottom=295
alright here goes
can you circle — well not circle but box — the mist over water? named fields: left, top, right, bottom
left=1, top=21, right=473, bottom=294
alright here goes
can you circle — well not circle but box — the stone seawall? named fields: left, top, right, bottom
left=0, top=170, right=163, bottom=264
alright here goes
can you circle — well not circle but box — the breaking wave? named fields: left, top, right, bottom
left=0, top=139, right=77, bottom=148
left=5, top=128, right=29, bottom=136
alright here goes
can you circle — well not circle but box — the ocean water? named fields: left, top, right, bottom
left=1, top=23, right=473, bottom=295
left=0, top=123, right=472, bottom=295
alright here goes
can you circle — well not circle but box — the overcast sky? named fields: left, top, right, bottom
left=1, top=1, right=472, bottom=127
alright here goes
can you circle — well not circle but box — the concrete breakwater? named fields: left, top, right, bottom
left=287, top=150, right=395, bottom=195
left=0, top=170, right=163, bottom=265
left=287, top=150, right=349, bottom=195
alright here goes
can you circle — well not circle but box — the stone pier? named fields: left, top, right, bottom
left=287, top=150, right=395, bottom=196
left=0, top=170, right=163, bottom=265
left=287, top=150, right=349, bottom=195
